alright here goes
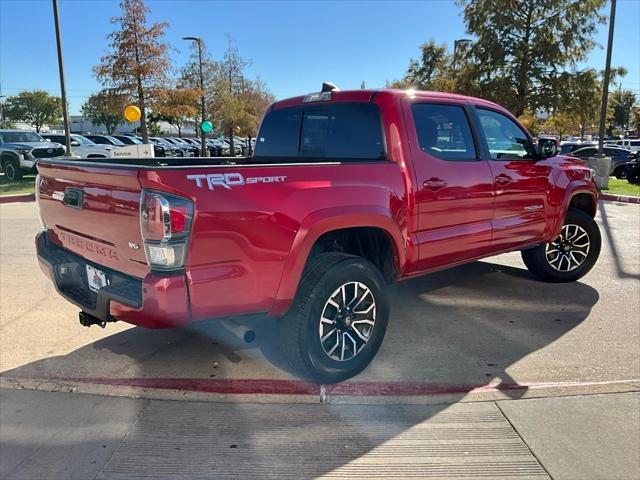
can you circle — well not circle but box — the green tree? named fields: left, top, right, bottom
left=609, top=90, right=637, bottom=134
left=4, top=90, right=61, bottom=132
left=149, top=88, right=200, bottom=137
left=94, top=0, right=171, bottom=143
left=179, top=41, right=223, bottom=113
left=81, top=89, right=128, bottom=134
left=555, top=69, right=601, bottom=139
left=631, top=106, right=640, bottom=135
left=457, top=0, right=606, bottom=115
left=389, top=40, right=454, bottom=91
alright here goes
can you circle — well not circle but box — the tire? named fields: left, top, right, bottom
left=280, top=252, right=390, bottom=383
left=521, top=208, right=601, bottom=283
left=627, top=165, right=640, bottom=185
left=2, top=158, right=22, bottom=181
left=613, top=166, right=627, bottom=179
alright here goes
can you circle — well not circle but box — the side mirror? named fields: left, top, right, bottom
left=538, top=138, right=558, bottom=159
left=70, top=140, right=80, bottom=146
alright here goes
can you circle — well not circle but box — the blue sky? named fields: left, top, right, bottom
left=1, top=0, right=638, bottom=114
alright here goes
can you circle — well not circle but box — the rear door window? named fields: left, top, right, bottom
left=411, top=103, right=477, bottom=160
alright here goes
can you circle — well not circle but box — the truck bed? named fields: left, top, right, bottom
left=36, top=156, right=405, bottom=321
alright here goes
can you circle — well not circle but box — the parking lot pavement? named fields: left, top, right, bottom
left=1, top=388, right=638, bottom=480
left=0, top=201, right=639, bottom=402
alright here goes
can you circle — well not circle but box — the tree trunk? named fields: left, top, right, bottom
left=137, top=77, right=148, bottom=144
left=229, top=126, right=234, bottom=156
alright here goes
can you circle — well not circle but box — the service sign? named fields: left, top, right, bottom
left=111, top=144, right=155, bottom=159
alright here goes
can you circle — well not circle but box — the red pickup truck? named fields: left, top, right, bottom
left=36, top=86, right=600, bottom=383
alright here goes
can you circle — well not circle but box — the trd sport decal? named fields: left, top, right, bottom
left=187, top=173, right=286, bottom=190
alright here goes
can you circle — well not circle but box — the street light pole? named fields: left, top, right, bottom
left=597, top=0, right=617, bottom=156
left=183, top=36, right=207, bottom=157
left=0, top=96, right=5, bottom=129
left=52, top=0, right=72, bottom=156
left=453, top=39, right=472, bottom=72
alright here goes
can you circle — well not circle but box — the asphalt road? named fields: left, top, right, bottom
left=0, top=201, right=639, bottom=401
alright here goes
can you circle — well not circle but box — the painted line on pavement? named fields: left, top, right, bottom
left=0, top=193, right=35, bottom=204
left=600, top=193, right=640, bottom=204
left=2, top=376, right=638, bottom=397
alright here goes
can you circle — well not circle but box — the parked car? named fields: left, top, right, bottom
left=149, top=137, right=185, bottom=157
left=35, top=86, right=600, bottom=383
left=568, top=146, right=636, bottom=178
left=112, top=135, right=166, bottom=157
left=167, top=137, right=199, bottom=156
left=559, top=141, right=596, bottom=155
left=208, top=138, right=228, bottom=156
left=160, top=137, right=194, bottom=157
left=183, top=138, right=221, bottom=157
left=605, top=138, right=640, bottom=153
left=83, top=134, right=126, bottom=147
left=0, top=129, right=65, bottom=180
left=41, top=134, right=115, bottom=159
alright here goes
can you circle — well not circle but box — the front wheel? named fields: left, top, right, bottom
left=613, top=166, right=627, bottom=179
left=280, top=253, right=389, bottom=383
left=627, top=165, right=640, bottom=185
left=2, top=159, right=22, bottom=181
left=521, top=209, right=601, bottom=283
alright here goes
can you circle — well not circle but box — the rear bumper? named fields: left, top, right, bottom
left=36, top=231, right=191, bottom=328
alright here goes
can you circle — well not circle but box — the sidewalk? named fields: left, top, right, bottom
left=1, top=388, right=638, bottom=480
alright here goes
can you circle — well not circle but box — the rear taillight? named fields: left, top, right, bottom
left=140, top=190, right=193, bottom=271
left=35, top=174, right=47, bottom=231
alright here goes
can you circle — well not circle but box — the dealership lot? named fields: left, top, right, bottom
left=0, top=200, right=638, bottom=400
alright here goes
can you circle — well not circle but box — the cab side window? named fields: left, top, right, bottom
left=477, top=109, right=534, bottom=160
left=411, top=104, right=477, bottom=160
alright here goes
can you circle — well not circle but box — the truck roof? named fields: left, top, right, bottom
left=270, top=88, right=503, bottom=111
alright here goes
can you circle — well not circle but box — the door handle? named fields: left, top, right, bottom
left=494, top=174, right=513, bottom=186
left=424, top=178, right=447, bottom=190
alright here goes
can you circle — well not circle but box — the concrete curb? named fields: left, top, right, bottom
left=2, top=376, right=638, bottom=405
left=600, top=193, right=640, bottom=204
left=0, top=192, right=35, bottom=204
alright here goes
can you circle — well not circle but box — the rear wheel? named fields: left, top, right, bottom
left=2, top=159, right=22, bottom=181
left=280, top=253, right=389, bottom=383
left=521, top=209, right=601, bottom=283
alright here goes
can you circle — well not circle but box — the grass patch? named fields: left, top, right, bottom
left=0, top=174, right=36, bottom=196
left=602, top=178, right=640, bottom=197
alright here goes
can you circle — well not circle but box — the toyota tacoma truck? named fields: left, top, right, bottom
left=35, top=86, right=600, bottom=383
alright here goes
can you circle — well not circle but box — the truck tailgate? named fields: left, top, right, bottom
left=37, top=161, right=149, bottom=278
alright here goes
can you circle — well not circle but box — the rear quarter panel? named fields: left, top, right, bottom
left=139, top=162, right=408, bottom=320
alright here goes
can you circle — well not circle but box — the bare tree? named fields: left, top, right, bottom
left=94, top=0, right=171, bottom=143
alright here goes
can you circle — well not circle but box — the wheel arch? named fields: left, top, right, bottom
left=1, top=151, right=19, bottom=165
left=551, top=185, right=597, bottom=240
left=269, top=206, right=405, bottom=316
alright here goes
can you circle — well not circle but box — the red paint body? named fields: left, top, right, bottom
left=36, top=89, right=597, bottom=328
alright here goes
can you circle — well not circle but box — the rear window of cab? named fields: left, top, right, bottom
left=254, top=103, right=385, bottom=162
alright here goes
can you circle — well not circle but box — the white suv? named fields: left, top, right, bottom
left=41, top=134, right=117, bottom=159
